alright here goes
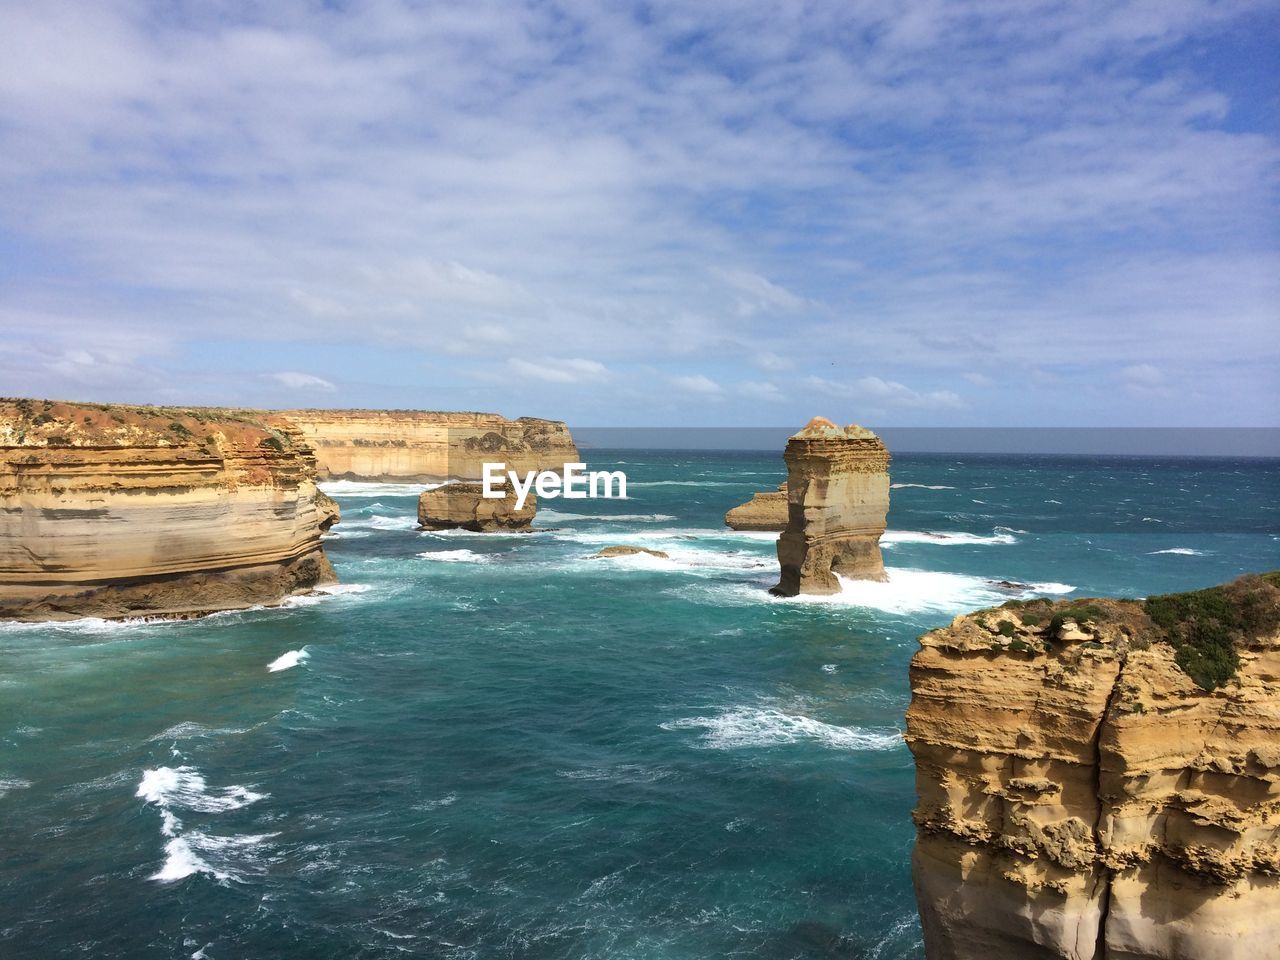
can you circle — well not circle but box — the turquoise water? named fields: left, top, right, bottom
left=2, top=452, right=1277, bottom=959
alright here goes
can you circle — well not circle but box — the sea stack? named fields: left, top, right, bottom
left=418, top=482, right=536, bottom=532
left=0, top=399, right=336, bottom=621
left=770, top=417, right=890, bottom=596
left=905, top=574, right=1280, bottom=960
left=724, top=482, right=789, bottom=531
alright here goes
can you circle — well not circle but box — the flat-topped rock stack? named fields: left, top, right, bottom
left=417, top=482, right=536, bottom=532
left=770, top=417, right=890, bottom=596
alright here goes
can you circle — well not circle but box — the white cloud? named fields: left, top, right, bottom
left=668, top=373, right=724, bottom=395
left=1120, top=363, right=1163, bottom=387
left=271, top=371, right=335, bottom=391
left=713, top=268, right=808, bottom=316
left=752, top=352, right=793, bottom=372
left=507, top=357, right=610, bottom=384
left=0, top=1, right=1275, bottom=422
left=806, top=375, right=963, bottom=410
left=735, top=380, right=785, bottom=402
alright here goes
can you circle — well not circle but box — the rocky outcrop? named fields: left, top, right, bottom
left=771, top=418, right=890, bottom=595
left=280, top=409, right=578, bottom=482
left=591, top=545, right=670, bottom=559
left=417, top=482, right=536, bottom=532
left=906, top=573, right=1280, bottom=960
left=0, top=398, right=336, bottom=622
left=725, top=482, right=788, bottom=531
left=315, top=488, right=341, bottom=532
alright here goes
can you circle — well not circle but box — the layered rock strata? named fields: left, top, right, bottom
left=417, top=482, right=536, bottom=532
left=0, top=399, right=336, bottom=622
left=280, top=409, right=578, bottom=482
left=725, top=482, right=788, bottom=531
left=906, top=573, right=1280, bottom=960
left=771, top=418, right=890, bottom=595
left=315, top=488, right=341, bottom=532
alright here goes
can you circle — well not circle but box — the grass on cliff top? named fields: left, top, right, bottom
left=1, top=398, right=298, bottom=450
left=1144, top=572, right=1280, bottom=692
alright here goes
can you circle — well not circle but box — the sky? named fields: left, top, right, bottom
left=0, top=0, right=1277, bottom=428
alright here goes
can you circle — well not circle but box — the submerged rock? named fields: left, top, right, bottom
left=417, top=482, right=536, bottom=532
left=906, top=574, right=1280, bottom=960
left=771, top=417, right=890, bottom=596
left=591, top=545, right=670, bottom=559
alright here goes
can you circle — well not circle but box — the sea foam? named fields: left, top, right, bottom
left=691, top=567, right=1073, bottom=615
left=416, top=549, right=493, bottom=564
left=267, top=648, right=309, bottom=672
left=319, top=480, right=446, bottom=497
left=881, top=529, right=1018, bottom=547
left=663, top=707, right=901, bottom=751
left=136, top=766, right=270, bottom=883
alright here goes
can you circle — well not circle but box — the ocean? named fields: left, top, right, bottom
left=2, top=451, right=1277, bottom=959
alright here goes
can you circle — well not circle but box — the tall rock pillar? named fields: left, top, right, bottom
left=771, top=417, right=890, bottom=596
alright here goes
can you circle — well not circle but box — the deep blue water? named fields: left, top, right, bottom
left=1, top=451, right=1277, bottom=959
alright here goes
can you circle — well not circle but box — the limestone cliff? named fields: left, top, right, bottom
left=771, top=417, right=890, bottom=595
left=0, top=398, right=336, bottom=621
left=906, top=573, right=1280, bottom=960
left=418, top=482, right=536, bottom=532
left=725, top=482, right=788, bottom=531
left=280, top=409, right=578, bottom=482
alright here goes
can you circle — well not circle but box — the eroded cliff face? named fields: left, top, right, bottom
left=772, top=417, right=890, bottom=595
left=906, top=574, right=1280, bottom=960
left=0, top=399, right=336, bottom=621
left=280, top=409, right=578, bottom=482
left=725, top=482, right=788, bottom=531
left=418, top=482, right=536, bottom=532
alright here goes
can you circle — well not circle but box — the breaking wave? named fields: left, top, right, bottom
left=319, top=480, right=445, bottom=497
left=662, top=707, right=901, bottom=751
left=881, top=529, right=1018, bottom=546
left=267, top=648, right=309, bottom=672
left=136, top=766, right=272, bottom=883
left=416, top=549, right=493, bottom=564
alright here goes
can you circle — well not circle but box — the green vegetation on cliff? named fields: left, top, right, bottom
left=1145, top=572, right=1280, bottom=691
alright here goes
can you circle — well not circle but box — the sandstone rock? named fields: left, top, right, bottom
left=280, top=409, right=578, bottom=482
left=906, top=575, right=1280, bottom=960
left=724, top=486, right=788, bottom=531
left=771, top=417, right=890, bottom=596
left=417, top=482, right=535, bottom=532
left=591, top=545, right=670, bottom=559
left=0, top=398, right=336, bottom=622
left=315, top=488, right=341, bottom=532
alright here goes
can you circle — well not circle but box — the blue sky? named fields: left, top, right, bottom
left=0, top=0, right=1276, bottom=426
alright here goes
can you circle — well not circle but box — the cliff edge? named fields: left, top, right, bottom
left=280, top=409, right=578, bottom=482
left=0, top=398, right=336, bottom=621
left=906, top=573, right=1280, bottom=960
